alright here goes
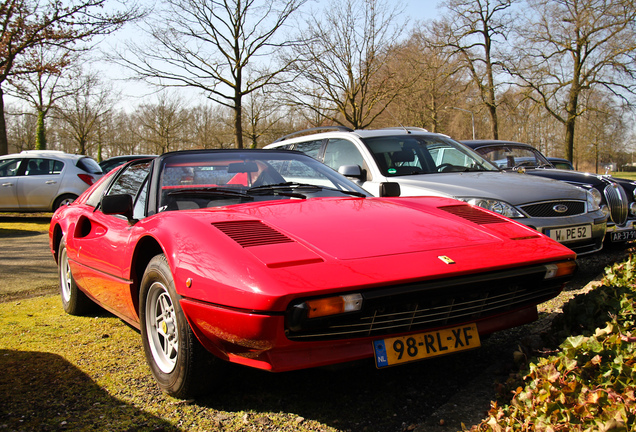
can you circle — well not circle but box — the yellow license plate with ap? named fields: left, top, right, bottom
left=373, top=324, right=481, bottom=368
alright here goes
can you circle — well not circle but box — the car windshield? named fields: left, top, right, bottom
left=157, top=150, right=369, bottom=211
left=361, top=135, right=498, bottom=176
left=474, top=145, right=553, bottom=170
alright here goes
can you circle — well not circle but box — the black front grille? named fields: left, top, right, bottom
left=520, top=201, right=585, bottom=217
left=604, top=183, right=628, bottom=225
left=286, top=265, right=568, bottom=341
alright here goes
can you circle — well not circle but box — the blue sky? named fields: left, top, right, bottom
left=68, top=0, right=444, bottom=111
left=101, top=0, right=444, bottom=109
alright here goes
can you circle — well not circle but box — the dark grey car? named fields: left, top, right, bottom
left=462, top=140, right=636, bottom=243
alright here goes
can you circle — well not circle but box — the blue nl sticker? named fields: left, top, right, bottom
left=374, top=340, right=389, bottom=368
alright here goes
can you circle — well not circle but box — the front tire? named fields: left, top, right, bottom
left=139, top=254, right=210, bottom=398
left=58, top=241, right=94, bottom=315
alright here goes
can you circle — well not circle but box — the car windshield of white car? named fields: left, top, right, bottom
left=363, top=135, right=498, bottom=176
left=475, top=146, right=552, bottom=170
left=158, top=151, right=369, bottom=210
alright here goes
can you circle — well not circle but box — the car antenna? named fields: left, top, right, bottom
left=385, top=109, right=411, bottom=134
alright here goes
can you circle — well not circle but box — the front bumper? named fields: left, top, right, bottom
left=179, top=262, right=574, bottom=372
left=605, top=219, right=636, bottom=242
left=516, top=211, right=607, bottom=255
left=181, top=298, right=541, bottom=372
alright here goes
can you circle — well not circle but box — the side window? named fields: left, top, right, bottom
left=0, top=158, right=21, bottom=177
left=25, top=158, right=57, bottom=176
left=85, top=177, right=111, bottom=208
left=107, top=161, right=152, bottom=197
left=292, top=140, right=324, bottom=160
left=323, top=139, right=364, bottom=171
left=52, top=160, right=64, bottom=174
left=133, top=177, right=150, bottom=220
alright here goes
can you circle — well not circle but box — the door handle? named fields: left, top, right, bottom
left=1, top=183, right=13, bottom=187
left=45, top=180, right=57, bottom=184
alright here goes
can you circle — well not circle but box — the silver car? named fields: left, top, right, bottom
left=0, top=150, right=103, bottom=212
left=265, top=127, right=608, bottom=255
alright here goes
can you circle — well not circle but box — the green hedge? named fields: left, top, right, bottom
left=470, top=258, right=636, bottom=431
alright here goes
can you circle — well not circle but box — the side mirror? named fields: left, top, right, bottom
left=101, top=194, right=135, bottom=222
left=338, top=164, right=363, bottom=180
left=379, top=182, right=401, bottom=197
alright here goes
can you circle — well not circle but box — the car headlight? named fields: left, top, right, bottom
left=587, top=188, right=601, bottom=212
left=459, top=198, right=525, bottom=218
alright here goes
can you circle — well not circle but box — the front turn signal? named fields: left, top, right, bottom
left=544, top=261, right=577, bottom=279
left=305, top=293, right=363, bottom=318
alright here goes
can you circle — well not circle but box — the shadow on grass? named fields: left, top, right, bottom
left=0, top=349, right=179, bottom=431
left=0, top=228, right=44, bottom=238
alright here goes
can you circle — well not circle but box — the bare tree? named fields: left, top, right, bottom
left=0, top=0, right=142, bottom=155
left=283, top=0, right=409, bottom=129
left=243, top=88, right=286, bottom=148
left=6, top=45, right=83, bottom=150
left=55, top=71, right=116, bottom=156
left=383, top=30, right=471, bottom=134
left=190, top=104, right=233, bottom=149
left=5, top=104, right=37, bottom=152
left=116, top=0, right=307, bottom=149
left=135, top=92, right=191, bottom=154
left=508, top=0, right=636, bottom=161
left=434, top=0, right=515, bottom=140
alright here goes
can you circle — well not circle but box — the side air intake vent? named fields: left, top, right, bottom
left=212, top=221, right=294, bottom=247
left=440, top=204, right=506, bottom=225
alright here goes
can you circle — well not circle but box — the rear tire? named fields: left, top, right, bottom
left=59, top=241, right=94, bottom=315
left=53, top=194, right=78, bottom=211
left=139, top=254, right=211, bottom=398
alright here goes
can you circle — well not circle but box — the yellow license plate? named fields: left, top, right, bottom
left=373, top=324, right=481, bottom=368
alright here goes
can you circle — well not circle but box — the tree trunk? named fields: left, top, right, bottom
left=36, top=110, right=47, bottom=150
left=0, top=85, right=8, bottom=155
left=488, top=101, right=498, bottom=140
left=564, top=116, right=576, bottom=162
left=234, top=94, right=244, bottom=149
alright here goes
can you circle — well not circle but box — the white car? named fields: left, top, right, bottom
left=265, top=127, right=608, bottom=255
left=0, top=150, right=103, bottom=212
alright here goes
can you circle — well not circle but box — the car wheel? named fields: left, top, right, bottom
left=58, top=241, right=94, bottom=315
left=53, top=194, right=78, bottom=211
left=139, top=254, right=210, bottom=398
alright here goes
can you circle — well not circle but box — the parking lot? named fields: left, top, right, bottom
left=0, top=230, right=57, bottom=301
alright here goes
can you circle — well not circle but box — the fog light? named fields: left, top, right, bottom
left=306, top=293, right=363, bottom=318
left=630, top=202, right=636, bottom=216
left=544, top=261, right=577, bottom=279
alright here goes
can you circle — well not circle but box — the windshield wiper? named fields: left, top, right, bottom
left=166, top=187, right=252, bottom=198
left=249, top=182, right=367, bottom=198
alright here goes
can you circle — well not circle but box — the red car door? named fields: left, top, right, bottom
left=68, top=160, right=152, bottom=323
left=69, top=208, right=137, bottom=322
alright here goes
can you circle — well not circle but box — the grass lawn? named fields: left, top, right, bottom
left=612, top=171, right=636, bottom=180
left=0, top=213, right=51, bottom=235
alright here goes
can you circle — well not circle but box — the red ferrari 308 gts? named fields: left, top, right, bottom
left=49, top=149, right=576, bottom=398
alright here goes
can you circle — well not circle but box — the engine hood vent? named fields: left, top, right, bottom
left=213, top=220, right=294, bottom=247
left=440, top=204, right=507, bottom=225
